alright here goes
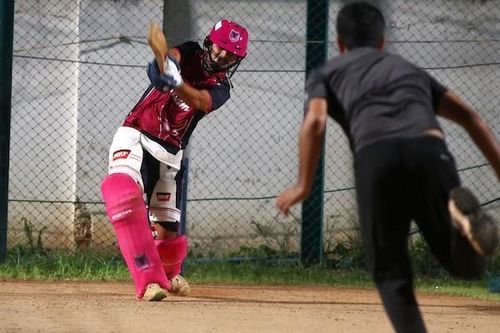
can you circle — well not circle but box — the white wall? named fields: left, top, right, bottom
left=9, top=0, right=81, bottom=248
left=8, top=0, right=500, bottom=251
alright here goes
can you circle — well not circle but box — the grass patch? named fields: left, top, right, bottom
left=414, top=274, right=500, bottom=301
left=1, top=247, right=500, bottom=301
left=184, top=260, right=372, bottom=287
left=0, top=246, right=130, bottom=281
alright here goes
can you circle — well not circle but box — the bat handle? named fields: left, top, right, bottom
left=157, top=55, right=165, bottom=74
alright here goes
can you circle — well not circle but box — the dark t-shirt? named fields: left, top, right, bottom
left=305, top=47, right=447, bottom=152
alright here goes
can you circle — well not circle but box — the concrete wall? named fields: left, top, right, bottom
left=8, top=0, right=499, bottom=252
left=9, top=0, right=81, bottom=248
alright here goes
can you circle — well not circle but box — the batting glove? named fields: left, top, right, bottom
left=147, top=56, right=183, bottom=92
left=161, top=57, right=183, bottom=88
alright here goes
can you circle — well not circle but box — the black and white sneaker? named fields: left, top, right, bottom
left=448, top=187, right=499, bottom=256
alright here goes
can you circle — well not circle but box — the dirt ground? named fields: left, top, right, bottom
left=0, top=281, right=499, bottom=333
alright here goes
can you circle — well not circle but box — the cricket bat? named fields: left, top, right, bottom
left=147, top=22, right=169, bottom=73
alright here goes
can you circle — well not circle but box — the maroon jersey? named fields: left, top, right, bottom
left=124, top=42, right=231, bottom=153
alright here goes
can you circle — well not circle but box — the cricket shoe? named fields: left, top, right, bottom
left=449, top=186, right=499, bottom=256
left=143, top=283, right=168, bottom=301
left=169, top=275, right=190, bottom=296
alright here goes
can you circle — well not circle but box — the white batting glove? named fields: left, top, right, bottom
left=160, top=57, right=183, bottom=89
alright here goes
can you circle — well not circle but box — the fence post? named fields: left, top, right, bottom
left=163, top=1, right=192, bottom=274
left=0, top=0, right=15, bottom=263
left=163, top=0, right=193, bottom=46
left=300, top=0, right=329, bottom=266
left=163, top=1, right=193, bottom=235
left=179, top=158, right=189, bottom=236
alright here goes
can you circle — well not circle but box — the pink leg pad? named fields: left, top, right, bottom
left=155, top=235, right=188, bottom=280
left=101, top=173, right=171, bottom=298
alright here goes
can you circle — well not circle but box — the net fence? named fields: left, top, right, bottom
left=7, top=0, right=500, bottom=261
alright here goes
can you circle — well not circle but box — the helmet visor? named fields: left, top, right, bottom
left=209, top=43, right=240, bottom=69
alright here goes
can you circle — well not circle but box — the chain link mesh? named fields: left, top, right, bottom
left=8, top=0, right=500, bottom=261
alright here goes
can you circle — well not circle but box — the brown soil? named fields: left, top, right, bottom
left=0, top=281, right=499, bottom=332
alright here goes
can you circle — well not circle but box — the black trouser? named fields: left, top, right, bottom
left=141, top=149, right=184, bottom=208
left=141, top=149, right=184, bottom=232
left=354, top=136, right=485, bottom=333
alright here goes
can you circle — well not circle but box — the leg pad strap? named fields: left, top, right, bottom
left=155, top=235, right=188, bottom=280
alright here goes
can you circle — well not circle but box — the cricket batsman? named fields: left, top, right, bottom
left=101, top=19, right=249, bottom=301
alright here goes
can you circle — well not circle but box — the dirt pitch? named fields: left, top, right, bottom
left=0, top=281, right=499, bottom=333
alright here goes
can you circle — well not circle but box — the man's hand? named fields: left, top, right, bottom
left=147, top=56, right=183, bottom=92
left=276, top=185, right=308, bottom=216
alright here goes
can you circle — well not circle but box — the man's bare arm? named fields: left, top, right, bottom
left=276, top=97, right=328, bottom=215
left=168, top=48, right=212, bottom=112
left=437, top=90, right=500, bottom=180
left=296, top=98, right=328, bottom=195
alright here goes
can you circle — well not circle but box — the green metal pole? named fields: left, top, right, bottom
left=163, top=0, right=193, bottom=46
left=301, top=0, right=329, bottom=266
left=0, top=0, right=15, bottom=263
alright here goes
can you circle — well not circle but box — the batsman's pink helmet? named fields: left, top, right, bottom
left=207, top=19, right=248, bottom=58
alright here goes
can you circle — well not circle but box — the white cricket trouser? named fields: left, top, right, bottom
left=108, top=126, right=183, bottom=223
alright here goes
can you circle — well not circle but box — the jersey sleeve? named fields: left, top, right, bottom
left=428, top=74, right=448, bottom=112
left=305, top=69, right=328, bottom=99
left=206, top=80, right=230, bottom=112
left=174, top=41, right=201, bottom=61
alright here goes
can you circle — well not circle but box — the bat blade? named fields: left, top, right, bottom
left=147, top=22, right=169, bottom=73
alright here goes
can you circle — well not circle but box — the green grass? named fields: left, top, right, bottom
left=414, top=274, right=500, bottom=301
left=185, top=260, right=373, bottom=287
left=185, top=261, right=500, bottom=301
left=1, top=247, right=500, bottom=301
left=0, top=247, right=130, bottom=281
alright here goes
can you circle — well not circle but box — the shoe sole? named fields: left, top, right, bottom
left=449, top=187, right=498, bottom=256
left=143, top=284, right=168, bottom=301
left=146, top=290, right=167, bottom=301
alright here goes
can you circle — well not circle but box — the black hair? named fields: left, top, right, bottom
left=336, top=1, right=385, bottom=49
